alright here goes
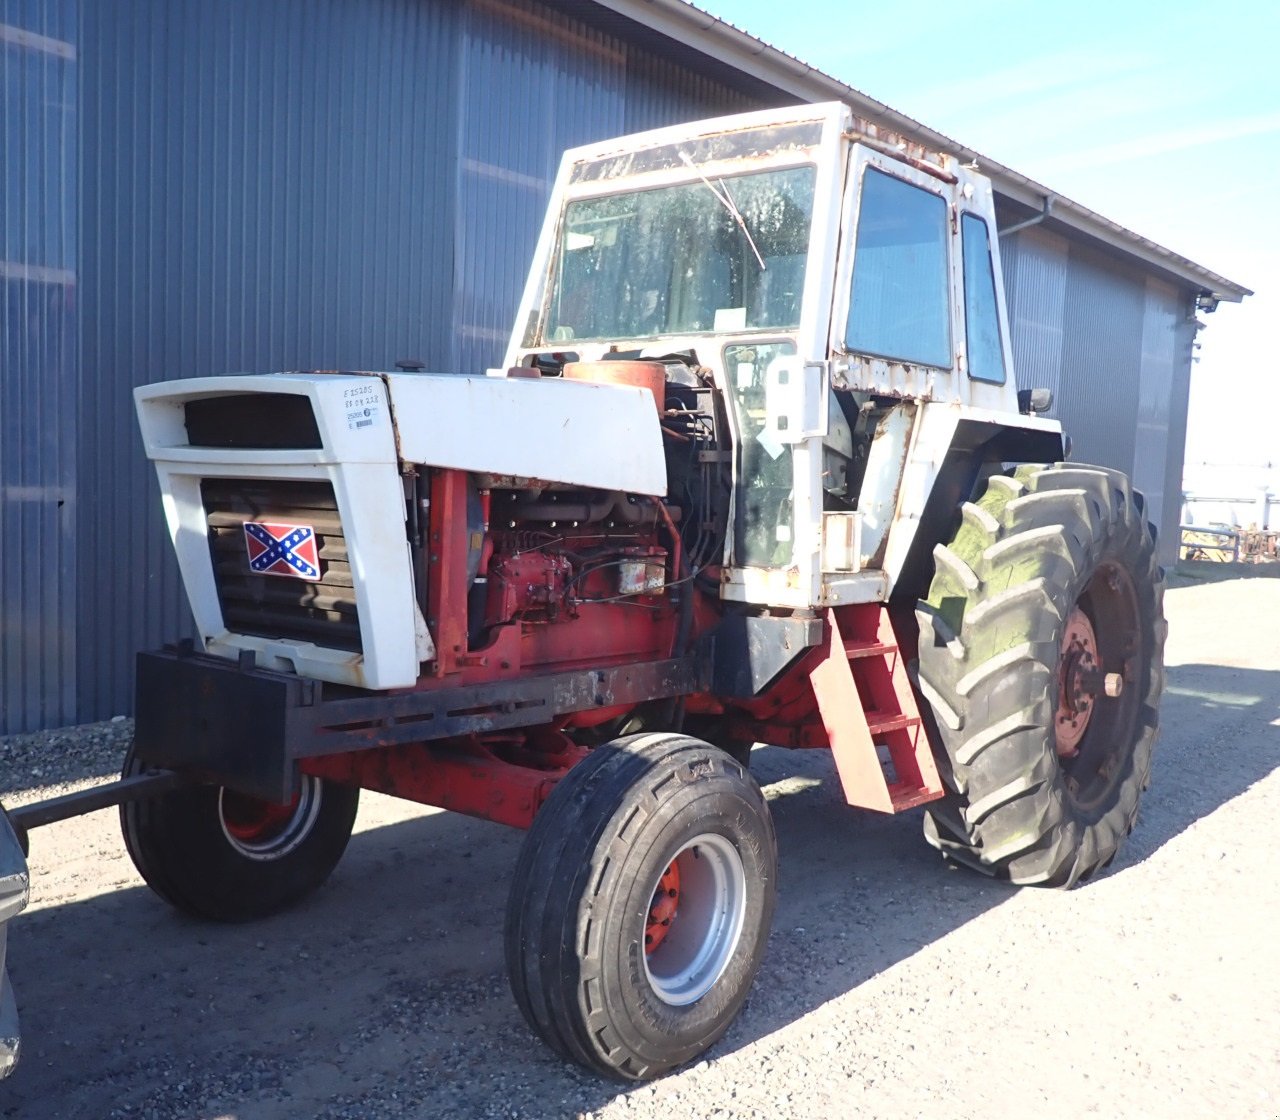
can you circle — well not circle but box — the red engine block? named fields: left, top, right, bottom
left=486, top=549, right=575, bottom=623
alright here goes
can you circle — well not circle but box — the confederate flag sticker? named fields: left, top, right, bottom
left=243, top=521, right=321, bottom=581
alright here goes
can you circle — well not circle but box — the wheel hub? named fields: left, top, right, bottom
left=1056, top=607, right=1100, bottom=757
left=641, top=834, right=747, bottom=1007
left=645, top=861, right=681, bottom=954
left=221, top=793, right=300, bottom=844
left=218, top=775, right=323, bottom=860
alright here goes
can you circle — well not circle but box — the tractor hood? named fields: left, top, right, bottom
left=136, top=370, right=667, bottom=496
left=381, top=370, right=666, bottom=496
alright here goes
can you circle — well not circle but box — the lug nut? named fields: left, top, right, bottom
left=1104, top=673, right=1124, bottom=697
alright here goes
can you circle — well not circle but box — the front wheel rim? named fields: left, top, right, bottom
left=642, top=833, right=747, bottom=1007
left=218, top=776, right=323, bottom=861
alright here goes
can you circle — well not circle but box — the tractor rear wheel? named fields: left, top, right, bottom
left=120, top=748, right=360, bottom=921
left=915, top=463, right=1165, bottom=887
left=504, top=732, right=777, bottom=1080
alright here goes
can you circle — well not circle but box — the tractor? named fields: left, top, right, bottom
left=102, top=102, right=1163, bottom=1080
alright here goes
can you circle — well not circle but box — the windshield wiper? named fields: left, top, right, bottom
left=678, top=151, right=767, bottom=271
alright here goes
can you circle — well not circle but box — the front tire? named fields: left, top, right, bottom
left=916, top=463, right=1165, bottom=887
left=504, top=733, right=777, bottom=1080
left=120, top=749, right=360, bottom=921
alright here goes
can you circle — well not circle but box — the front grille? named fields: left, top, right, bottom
left=201, top=478, right=361, bottom=652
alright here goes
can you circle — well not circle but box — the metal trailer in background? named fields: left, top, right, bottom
left=0, top=0, right=1250, bottom=737
left=1182, top=488, right=1277, bottom=533
left=1180, top=484, right=1279, bottom=562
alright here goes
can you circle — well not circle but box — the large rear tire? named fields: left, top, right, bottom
left=916, top=463, right=1165, bottom=887
left=121, top=749, right=360, bottom=921
left=504, top=733, right=777, bottom=1080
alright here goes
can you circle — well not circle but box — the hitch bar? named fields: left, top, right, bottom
left=6, top=769, right=189, bottom=851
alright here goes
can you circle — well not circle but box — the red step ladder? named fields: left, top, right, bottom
left=809, top=606, right=944, bottom=813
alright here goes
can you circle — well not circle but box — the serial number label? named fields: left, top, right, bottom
left=343, top=382, right=381, bottom=430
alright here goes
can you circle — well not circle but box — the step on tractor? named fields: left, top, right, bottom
left=27, top=103, right=1166, bottom=1081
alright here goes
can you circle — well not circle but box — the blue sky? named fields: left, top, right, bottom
left=698, top=0, right=1277, bottom=472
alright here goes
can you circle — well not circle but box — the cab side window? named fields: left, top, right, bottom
left=845, top=167, right=950, bottom=368
left=960, top=213, right=1006, bottom=384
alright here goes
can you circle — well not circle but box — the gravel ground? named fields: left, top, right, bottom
left=0, top=719, right=135, bottom=807
left=1, top=576, right=1278, bottom=1119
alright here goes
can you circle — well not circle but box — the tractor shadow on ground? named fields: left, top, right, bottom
left=1119, top=662, right=1280, bottom=868
left=3, top=663, right=1276, bottom=1120
left=733, top=658, right=1280, bottom=1037
left=1, top=766, right=1005, bottom=1120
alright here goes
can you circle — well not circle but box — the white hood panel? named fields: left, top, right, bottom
left=384, top=372, right=667, bottom=496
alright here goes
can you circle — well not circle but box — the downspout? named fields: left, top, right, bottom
left=998, top=194, right=1055, bottom=237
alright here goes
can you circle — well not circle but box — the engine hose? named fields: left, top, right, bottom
left=650, top=498, right=685, bottom=596
left=651, top=496, right=694, bottom=660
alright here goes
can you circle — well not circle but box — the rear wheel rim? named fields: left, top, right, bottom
left=218, top=776, right=323, bottom=861
left=1055, top=607, right=1100, bottom=756
left=1059, top=560, right=1142, bottom=812
left=642, top=833, right=746, bottom=1007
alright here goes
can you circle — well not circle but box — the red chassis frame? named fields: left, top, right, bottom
left=304, top=468, right=944, bottom=829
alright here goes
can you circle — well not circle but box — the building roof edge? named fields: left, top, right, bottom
left=592, top=0, right=1252, bottom=303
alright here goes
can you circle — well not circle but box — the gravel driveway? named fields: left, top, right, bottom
left=1, top=574, right=1277, bottom=1119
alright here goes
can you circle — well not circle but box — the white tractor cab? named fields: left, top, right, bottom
left=505, top=101, right=1063, bottom=610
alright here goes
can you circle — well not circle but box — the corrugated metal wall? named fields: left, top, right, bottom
left=63, top=0, right=774, bottom=731
left=454, top=0, right=626, bottom=375
left=1000, top=226, right=1068, bottom=412
left=1059, top=242, right=1146, bottom=471
left=1001, top=223, right=1193, bottom=565
left=1136, top=276, right=1196, bottom=561
left=451, top=0, right=762, bottom=376
left=77, top=0, right=464, bottom=726
left=1, top=0, right=78, bottom=732
left=1, top=0, right=1198, bottom=732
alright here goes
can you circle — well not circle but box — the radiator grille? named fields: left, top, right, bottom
left=201, top=479, right=361, bottom=652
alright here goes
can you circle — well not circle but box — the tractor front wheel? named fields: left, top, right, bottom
left=120, top=749, right=360, bottom=921
left=504, top=732, right=777, bottom=1080
left=916, top=463, right=1165, bottom=887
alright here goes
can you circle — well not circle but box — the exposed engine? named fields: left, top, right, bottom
left=409, top=356, right=730, bottom=674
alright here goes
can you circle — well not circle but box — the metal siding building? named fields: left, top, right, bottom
left=999, top=222, right=1198, bottom=550
left=2, top=0, right=78, bottom=734
left=0, top=0, right=1246, bottom=733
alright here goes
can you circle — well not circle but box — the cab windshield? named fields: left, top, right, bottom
left=540, top=165, right=816, bottom=345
